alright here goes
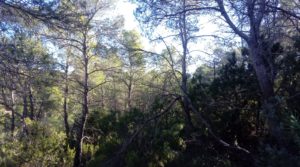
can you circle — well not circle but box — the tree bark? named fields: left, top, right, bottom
left=216, top=0, right=281, bottom=139
left=63, top=55, right=70, bottom=149
left=100, top=86, right=105, bottom=108
left=248, top=43, right=274, bottom=99
left=127, top=79, right=132, bottom=111
left=179, top=0, right=194, bottom=130
left=216, top=0, right=275, bottom=100
left=23, top=95, right=28, bottom=119
left=29, top=86, right=34, bottom=120
left=22, top=95, right=29, bottom=135
left=74, top=34, right=89, bottom=167
left=11, top=90, right=16, bottom=136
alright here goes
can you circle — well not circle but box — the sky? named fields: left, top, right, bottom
left=47, top=0, right=240, bottom=75
left=115, top=0, right=139, bottom=31
left=114, top=0, right=224, bottom=73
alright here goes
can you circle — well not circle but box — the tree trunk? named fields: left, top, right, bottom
left=249, top=44, right=274, bottom=99
left=11, top=90, right=16, bottom=136
left=23, top=96, right=28, bottom=119
left=127, top=80, right=132, bottom=111
left=74, top=37, right=89, bottom=167
left=100, top=86, right=105, bottom=108
left=113, top=78, right=117, bottom=111
left=248, top=39, right=280, bottom=138
left=181, top=67, right=194, bottom=131
left=22, top=95, right=29, bottom=135
left=179, top=0, right=194, bottom=130
left=63, top=86, right=70, bottom=136
left=216, top=0, right=275, bottom=99
left=63, top=56, right=70, bottom=150
left=29, top=86, right=34, bottom=120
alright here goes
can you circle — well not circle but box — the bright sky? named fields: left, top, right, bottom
left=115, top=0, right=228, bottom=73
left=49, top=0, right=226, bottom=74
left=115, top=0, right=139, bottom=30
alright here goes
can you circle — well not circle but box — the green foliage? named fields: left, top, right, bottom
left=0, top=121, right=74, bottom=167
left=121, top=30, right=145, bottom=67
left=1, top=0, right=299, bottom=165
left=191, top=51, right=260, bottom=147
left=87, top=107, right=187, bottom=167
left=256, top=111, right=300, bottom=167
left=257, top=144, right=300, bottom=167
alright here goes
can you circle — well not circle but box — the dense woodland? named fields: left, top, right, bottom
left=0, top=0, right=299, bottom=166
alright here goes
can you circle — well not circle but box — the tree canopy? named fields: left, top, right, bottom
left=0, top=0, right=299, bottom=167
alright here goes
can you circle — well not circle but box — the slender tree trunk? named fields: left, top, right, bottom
left=179, top=0, right=194, bottom=130
left=63, top=84, right=70, bottom=137
left=63, top=55, right=70, bottom=148
left=181, top=59, right=194, bottom=131
left=22, top=95, right=29, bottom=135
left=127, top=80, right=132, bottom=111
left=29, top=86, right=34, bottom=120
left=100, top=86, right=105, bottom=108
left=11, top=108, right=15, bottom=136
left=23, top=96, right=28, bottom=119
left=113, top=78, right=117, bottom=111
left=11, top=90, right=16, bottom=136
left=74, top=35, right=89, bottom=167
left=1, top=88, right=16, bottom=136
